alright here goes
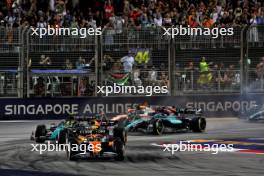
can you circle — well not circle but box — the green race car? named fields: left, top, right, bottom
left=31, top=116, right=77, bottom=143
left=123, top=106, right=206, bottom=135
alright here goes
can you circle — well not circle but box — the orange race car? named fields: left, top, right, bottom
left=65, top=115, right=126, bottom=161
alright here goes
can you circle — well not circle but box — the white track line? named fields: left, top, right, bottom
left=0, top=120, right=35, bottom=123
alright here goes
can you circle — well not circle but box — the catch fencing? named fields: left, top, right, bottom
left=0, top=27, right=22, bottom=97
left=0, top=25, right=263, bottom=97
left=246, top=25, right=264, bottom=93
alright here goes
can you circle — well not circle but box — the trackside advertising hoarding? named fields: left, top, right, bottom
left=0, top=95, right=263, bottom=119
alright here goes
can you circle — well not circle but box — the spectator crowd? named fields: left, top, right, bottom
left=0, top=0, right=264, bottom=97
left=0, top=0, right=263, bottom=30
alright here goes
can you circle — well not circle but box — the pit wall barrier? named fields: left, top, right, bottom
left=0, top=94, right=262, bottom=120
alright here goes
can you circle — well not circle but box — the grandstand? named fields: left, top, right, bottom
left=0, top=0, right=263, bottom=97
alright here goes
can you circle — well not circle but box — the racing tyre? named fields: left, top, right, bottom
left=248, top=115, right=264, bottom=122
left=190, top=117, right=206, bottom=132
left=153, top=119, right=164, bottom=135
left=66, top=142, right=78, bottom=161
left=66, top=134, right=78, bottom=161
left=35, top=125, right=47, bottom=143
left=114, top=127, right=127, bottom=144
left=58, top=129, right=67, bottom=144
left=114, top=138, right=125, bottom=161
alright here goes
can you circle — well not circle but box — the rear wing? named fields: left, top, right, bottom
left=177, top=108, right=203, bottom=115
left=73, top=117, right=117, bottom=126
left=100, top=120, right=117, bottom=126
left=73, top=116, right=94, bottom=121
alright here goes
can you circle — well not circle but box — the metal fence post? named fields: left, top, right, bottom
left=18, top=27, right=23, bottom=98
left=94, top=30, right=98, bottom=97
left=26, top=28, right=30, bottom=98
left=168, top=30, right=174, bottom=96
left=240, top=25, right=249, bottom=94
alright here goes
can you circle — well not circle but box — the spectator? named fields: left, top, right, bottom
left=120, top=51, right=135, bottom=73
left=199, top=57, right=209, bottom=73
left=78, top=78, right=94, bottom=96
left=104, top=0, right=114, bottom=20
left=211, top=8, right=219, bottom=23
left=234, top=4, right=243, bottom=18
left=160, top=63, right=166, bottom=71
left=249, top=14, right=259, bottom=43
left=87, top=15, right=97, bottom=28
left=104, top=20, right=115, bottom=49
left=184, top=61, right=197, bottom=89
left=160, top=71, right=169, bottom=87
left=65, top=59, right=73, bottom=70
left=163, top=13, right=172, bottom=27
left=202, top=15, right=214, bottom=28
left=140, top=13, right=149, bottom=27
left=256, top=57, right=264, bottom=80
left=123, top=0, right=131, bottom=16
left=149, top=66, right=157, bottom=84
left=76, top=56, right=94, bottom=70
left=34, top=77, right=45, bottom=97
left=27, top=58, right=32, bottom=69
left=70, top=16, right=79, bottom=28
left=0, top=0, right=262, bottom=30
left=63, top=10, right=73, bottom=27
left=86, top=81, right=95, bottom=96
left=212, top=64, right=222, bottom=90
left=0, top=11, right=4, bottom=25
left=102, top=55, right=114, bottom=71
left=130, top=8, right=141, bottom=22
left=78, top=78, right=87, bottom=96
left=37, top=16, right=47, bottom=28
left=39, top=55, right=52, bottom=68
left=133, top=67, right=142, bottom=86
left=257, top=10, right=264, bottom=24
left=110, top=14, right=125, bottom=34
left=7, top=27, right=13, bottom=47
left=188, top=10, right=198, bottom=28
left=198, top=57, right=212, bottom=88
left=223, top=64, right=236, bottom=89
left=4, top=11, right=16, bottom=27
left=86, top=57, right=95, bottom=68
left=112, top=60, right=122, bottom=73
left=154, top=13, right=163, bottom=26
left=75, top=56, right=85, bottom=69
left=94, top=10, right=103, bottom=27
